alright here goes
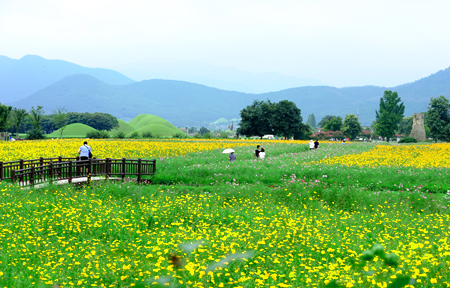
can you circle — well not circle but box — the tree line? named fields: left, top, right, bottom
left=0, top=104, right=119, bottom=139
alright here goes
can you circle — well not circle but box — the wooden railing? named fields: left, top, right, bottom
left=1, top=158, right=156, bottom=187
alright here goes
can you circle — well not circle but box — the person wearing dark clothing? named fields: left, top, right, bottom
left=314, top=140, right=319, bottom=150
left=254, top=145, right=261, bottom=160
left=229, top=152, right=237, bottom=162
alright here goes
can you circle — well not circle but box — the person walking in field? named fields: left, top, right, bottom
left=259, top=148, right=266, bottom=160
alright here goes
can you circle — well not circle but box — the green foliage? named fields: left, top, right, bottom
left=219, top=131, right=229, bottom=139
left=86, top=130, right=109, bottom=139
left=199, top=127, right=210, bottom=135
left=8, top=107, right=27, bottom=139
left=28, top=106, right=45, bottom=131
left=398, top=137, right=418, bottom=143
left=67, top=112, right=119, bottom=131
left=129, top=131, right=140, bottom=139
left=26, top=128, right=45, bottom=140
left=142, top=131, right=153, bottom=138
left=342, top=113, right=362, bottom=140
left=375, top=90, right=405, bottom=141
left=202, top=132, right=213, bottom=139
left=172, top=132, right=186, bottom=139
left=0, top=103, right=12, bottom=131
left=323, top=116, right=343, bottom=131
left=397, top=116, right=413, bottom=136
left=318, top=115, right=337, bottom=128
left=238, top=100, right=305, bottom=139
left=306, top=113, right=317, bottom=130
left=427, top=95, right=450, bottom=142
left=52, top=106, right=68, bottom=139
left=114, top=131, right=126, bottom=139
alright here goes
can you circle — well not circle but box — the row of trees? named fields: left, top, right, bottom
left=237, top=100, right=311, bottom=139
left=0, top=103, right=120, bottom=139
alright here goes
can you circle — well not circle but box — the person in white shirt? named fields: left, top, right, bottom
left=78, top=141, right=92, bottom=160
left=309, top=140, right=315, bottom=150
left=259, top=148, right=266, bottom=160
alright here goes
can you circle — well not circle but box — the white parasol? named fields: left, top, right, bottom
left=222, top=149, right=235, bottom=154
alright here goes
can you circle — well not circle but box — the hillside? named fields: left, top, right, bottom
left=48, top=123, right=97, bottom=138
left=0, top=55, right=135, bottom=103
left=128, top=114, right=182, bottom=137
left=9, top=66, right=450, bottom=126
left=110, top=119, right=137, bottom=136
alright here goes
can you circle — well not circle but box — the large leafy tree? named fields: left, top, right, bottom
left=375, top=90, right=405, bottom=142
left=323, top=116, right=343, bottom=131
left=272, top=100, right=303, bottom=139
left=342, top=113, right=362, bottom=140
left=427, top=95, right=450, bottom=142
left=9, top=108, right=28, bottom=139
left=237, top=100, right=274, bottom=138
left=318, top=115, right=337, bottom=128
left=52, top=106, right=68, bottom=139
left=0, top=103, right=12, bottom=132
left=306, top=114, right=317, bottom=130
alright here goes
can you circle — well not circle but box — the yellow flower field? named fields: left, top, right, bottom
left=0, top=139, right=311, bottom=162
left=319, top=144, right=450, bottom=168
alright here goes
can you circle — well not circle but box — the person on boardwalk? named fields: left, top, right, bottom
left=259, top=148, right=266, bottom=160
left=309, top=140, right=315, bottom=150
left=229, top=152, right=237, bottom=162
left=314, top=140, right=319, bottom=150
left=254, top=145, right=261, bottom=160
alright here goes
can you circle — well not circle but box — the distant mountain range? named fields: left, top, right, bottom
left=114, top=61, right=324, bottom=93
left=2, top=55, right=450, bottom=127
left=0, top=55, right=134, bottom=103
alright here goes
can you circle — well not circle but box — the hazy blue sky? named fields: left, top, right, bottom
left=1, top=0, right=450, bottom=87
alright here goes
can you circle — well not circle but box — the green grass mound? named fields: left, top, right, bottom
left=110, top=119, right=136, bottom=136
left=128, top=114, right=183, bottom=137
left=48, top=123, right=97, bottom=138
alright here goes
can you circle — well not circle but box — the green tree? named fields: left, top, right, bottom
left=199, top=127, right=210, bottom=135
left=237, top=100, right=274, bottom=138
left=342, top=113, right=362, bottom=140
left=52, top=106, right=68, bottom=139
left=375, top=90, right=405, bottom=142
left=397, top=116, right=414, bottom=136
left=306, top=114, right=317, bottom=130
left=427, top=95, right=450, bottom=142
left=0, top=103, right=12, bottom=132
left=27, top=106, right=46, bottom=139
left=9, top=108, right=28, bottom=139
left=271, top=100, right=303, bottom=139
left=318, top=115, right=337, bottom=128
left=323, top=116, right=343, bottom=131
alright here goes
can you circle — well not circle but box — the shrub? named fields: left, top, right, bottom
left=114, top=131, right=126, bottom=139
left=26, top=129, right=45, bottom=140
left=202, top=132, right=213, bottom=139
left=86, top=130, right=109, bottom=139
left=193, top=133, right=202, bottom=139
left=399, top=137, right=418, bottom=143
left=129, top=131, right=140, bottom=139
left=219, top=131, right=229, bottom=139
left=142, top=131, right=153, bottom=138
left=173, top=132, right=186, bottom=139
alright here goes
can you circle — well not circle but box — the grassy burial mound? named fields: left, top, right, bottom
left=48, top=123, right=97, bottom=138
left=128, top=114, right=183, bottom=137
left=110, top=119, right=137, bottom=136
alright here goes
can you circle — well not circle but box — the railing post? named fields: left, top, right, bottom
left=68, top=161, right=72, bottom=183
left=40, top=157, right=44, bottom=167
left=30, top=165, right=35, bottom=187
left=153, top=160, right=156, bottom=174
left=106, top=158, right=111, bottom=178
left=49, top=162, right=53, bottom=184
left=122, top=158, right=126, bottom=180
left=137, top=158, right=142, bottom=183
left=11, top=170, right=15, bottom=184
left=88, top=158, right=92, bottom=182
left=76, top=157, right=80, bottom=177
left=0, top=161, right=3, bottom=181
left=58, top=156, right=62, bottom=178
left=19, top=159, right=24, bottom=182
